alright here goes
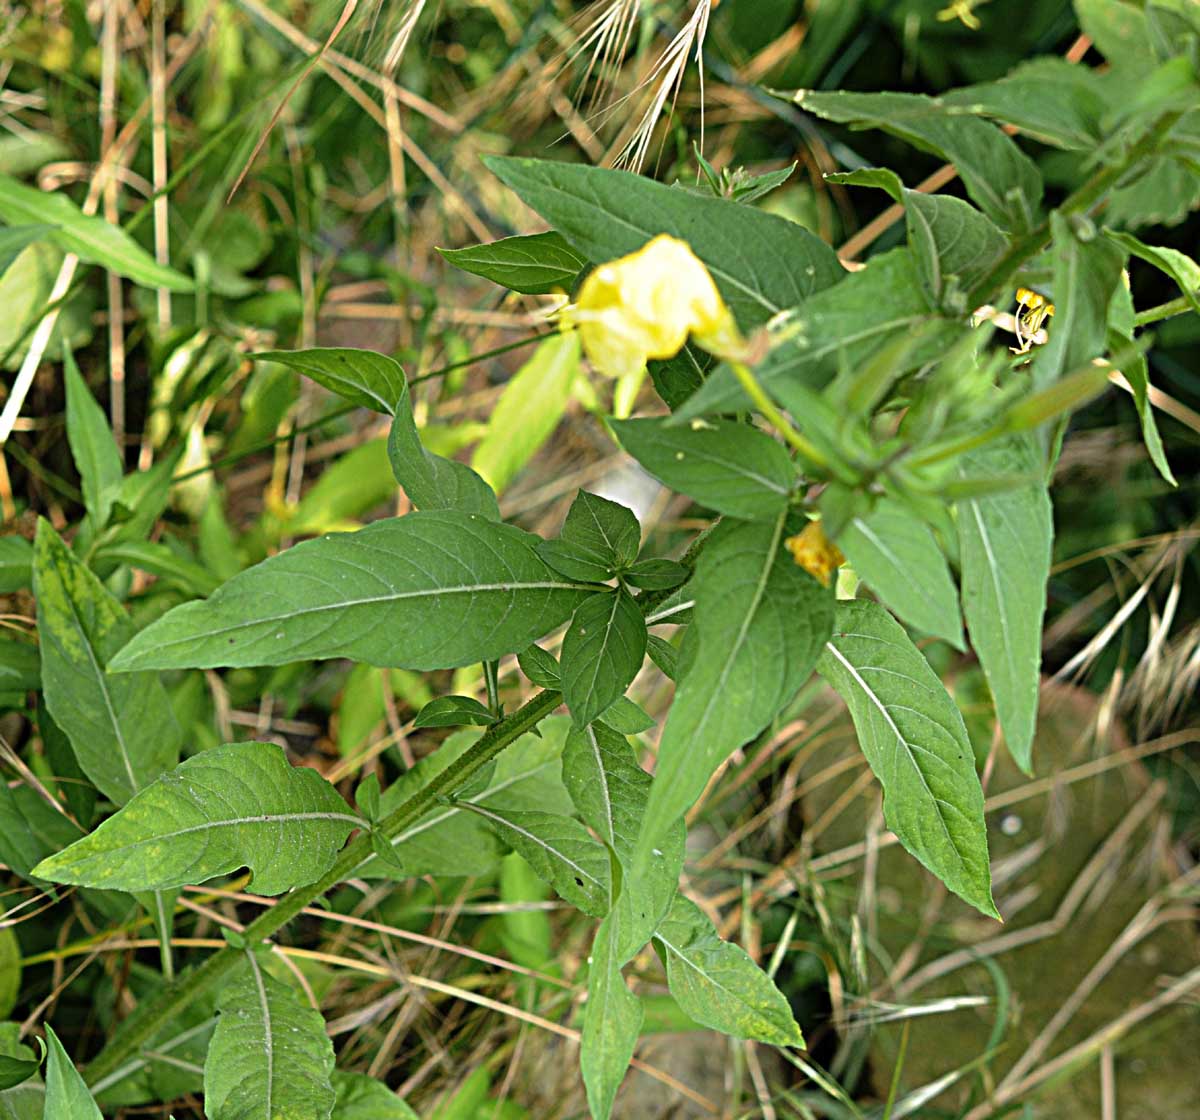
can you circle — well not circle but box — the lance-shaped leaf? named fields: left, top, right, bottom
left=560, top=590, right=647, bottom=727
left=204, top=952, right=336, bottom=1120
left=827, top=168, right=1006, bottom=311
left=0, top=782, right=83, bottom=881
left=32, top=742, right=362, bottom=895
left=455, top=802, right=611, bottom=916
left=835, top=500, right=964, bottom=649
left=1031, top=212, right=1125, bottom=393
left=64, top=350, right=123, bottom=528
left=940, top=57, right=1109, bottom=150
left=255, top=347, right=498, bottom=518
left=610, top=417, right=795, bottom=521
left=817, top=599, right=996, bottom=917
left=0, top=1033, right=41, bottom=1093
left=484, top=156, right=843, bottom=329
left=255, top=347, right=406, bottom=414
left=33, top=519, right=180, bottom=806
left=564, top=722, right=682, bottom=958
left=654, top=896, right=803, bottom=1047
left=440, top=231, right=587, bottom=295
left=43, top=1026, right=101, bottom=1120
left=792, top=89, right=1043, bottom=231
left=633, top=516, right=834, bottom=880
left=957, top=438, right=1052, bottom=775
left=581, top=911, right=643, bottom=1120
left=110, top=511, right=591, bottom=673
left=1106, top=227, right=1200, bottom=315
left=0, top=173, right=192, bottom=291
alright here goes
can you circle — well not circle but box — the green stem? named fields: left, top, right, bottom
left=727, top=360, right=831, bottom=472
left=1134, top=292, right=1198, bottom=326
left=82, top=688, right=563, bottom=1086
left=483, top=659, right=501, bottom=716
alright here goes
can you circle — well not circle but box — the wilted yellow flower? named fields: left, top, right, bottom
left=572, top=235, right=743, bottom=379
left=785, top=521, right=844, bottom=588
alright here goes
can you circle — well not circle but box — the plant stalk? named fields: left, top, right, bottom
left=82, top=688, right=563, bottom=1086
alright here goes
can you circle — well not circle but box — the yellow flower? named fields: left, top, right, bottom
left=572, top=235, right=743, bottom=379
left=785, top=521, right=844, bottom=588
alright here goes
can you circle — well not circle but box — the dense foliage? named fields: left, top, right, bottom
left=2, top=1, right=1199, bottom=1117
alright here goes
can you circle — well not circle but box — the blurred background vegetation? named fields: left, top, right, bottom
left=1, top=0, right=1198, bottom=1116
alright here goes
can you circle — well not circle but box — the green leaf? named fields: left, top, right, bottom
left=537, top=490, right=641, bottom=583
left=0, top=639, right=38, bottom=693
left=255, top=346, right=497, bottom=518
left=517, top=643, right=560, bottom=688
left=33, top=520, right=180, bottom=806
left=472, top=332, right=579, bottom=492
left=0, top=174, right=191, bottom=292
left=678, top=249, right=947, bottom=419
left=0, top=929, right=18, bottom=1021
left=412, top=695, right=496, bottom=729
left=1076, top=0, right=1156, bottom=70
left=646, top=634, right=679, bottom=680
left=388, top=405, right=499, bottom=521
left=817, top=599, right=996, bottom=917
left=63, top=349, right=122, bottom=529
left=31, top=742, right=361, bottom=895
left=834, top=500, right=964, bottom=649
left=484, top=156, right=844, bottom=329
left=0, top=537, right=31, bottom=594
left=1109, top=327, right=1175, bottom=484
left=648, top=345, right=713, bottom=410
left=110, top=511, right=590, bottom=673
left=331, top=1072, right=419, bottom=1119
left=455, top=802, right=611, bottom=916
left=654, top=896, right=804, bottom=1046
left=363, top=719, right=575, bottom=878
left=42, top=1026, right=101, bottom=1120
left=1106, top=227, right=1200, bottom=315
left=564, top=722, right=682, bottom=956
left=634, top=516, right=834, bottom=878
left=255, top=347, right=404, bottom=414
left=0, top=1032, right=39, bottom=1093
left=792, top=89, right=1043, bottom=230
left=562, top=490, right=642, bottom=569
left=1105, top=152, right=1200, bottom=230
left=623, top=557, right=688, bottom=590
left=827, top=168, right=1006, bottom=311
left=940, top=57, right=1109, bottom=149
left=561, top=590, right=647, bottom=727
left=439, top=231, right=587, bottom=295
left=0, top=224, right=51, bottom=280
left=1030, top=213, right=1126, bottom=393
left=596, top=695, right=656, bottom=735
left=581, top=911, right=643, bottom=1120
left=957, top=437, right=1053, bottom=774
left=611, top=417, right=794, bottom=520
left=205, top=951, right=336, bottom=1120
left=91, top=540, right=221, bottom=596
left=0, top=781, right=83, bottom=881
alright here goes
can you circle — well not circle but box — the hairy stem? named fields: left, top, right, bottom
left=83, top=688, right=563, bottom=1086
